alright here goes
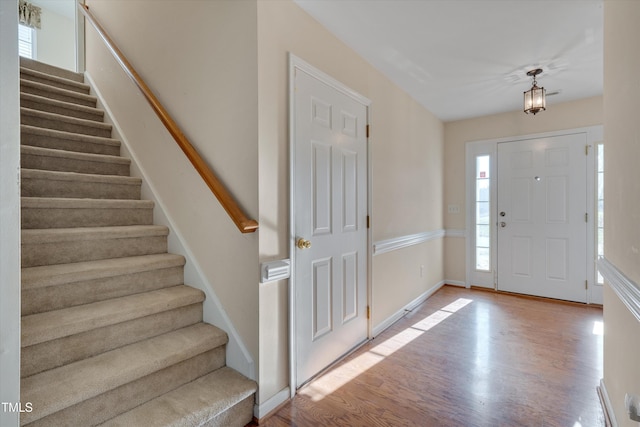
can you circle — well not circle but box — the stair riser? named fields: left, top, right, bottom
left=21, top=235, right=167, bottom=267
left=21, top=114, right=112, bottom=138
left=22, top=264, right=184, bottom=315
left=21, top=177, right=141, bottom=200
left=21, top=152, right=130, bottom=177
left=22, top=347, right=226, bottom=427
left=22, top=304, right=203, bottom=377
left=21, top=130, right=121, bottom=156
left=21, top=73, right=90, bottom=95
left=202, top=395, right=255, bottom=427
left=20, top=84, right=96, bottom=108
left=22, top=206, right=152, bottom=230
left=21, top=97, right=103, bottom=122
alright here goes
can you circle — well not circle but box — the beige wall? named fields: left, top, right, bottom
left=257, top=0, right=444, bottom=404
left=84, top=0, right=260, bottom=373
left=603, top=1, right=640, bottom=425
left=443, top=96, right=603, bottom=283
left=35, top=5, right=75, bottom=71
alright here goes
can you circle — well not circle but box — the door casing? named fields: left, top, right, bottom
left=465, top=126, right=603, bottom=304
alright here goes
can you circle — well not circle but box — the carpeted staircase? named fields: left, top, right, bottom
left=19, top=57, right=257, bottom=427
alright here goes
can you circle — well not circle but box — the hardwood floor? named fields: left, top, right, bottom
left=256, top=285, right=604, bottom=427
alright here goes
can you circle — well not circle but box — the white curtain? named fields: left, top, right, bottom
left=18, top=0, right=41, bottom=30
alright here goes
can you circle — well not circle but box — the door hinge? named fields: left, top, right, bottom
left=585, top=212, right=588, bottom=223
left=585, top=145, right=589, bottom=155
left=366, top=124, right=370, bottom=138
left=367, top=215, right=370, bottom=229
left=367, top=306, right=370, bottom=319
left=585, top=280, right=588, bottom=290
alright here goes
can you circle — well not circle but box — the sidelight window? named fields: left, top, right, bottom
left=475, top=155, right=491, bottom=271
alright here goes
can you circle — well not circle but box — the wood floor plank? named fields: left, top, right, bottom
left=255, top=286, right=604, bottom=426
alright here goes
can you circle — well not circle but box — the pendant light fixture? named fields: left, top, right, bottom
left=523, top=68, right=546, bottom=115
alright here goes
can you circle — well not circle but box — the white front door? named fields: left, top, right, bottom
left=292, top=64, right=369, bottom=388
left=497, top=134, right=587, bottom=302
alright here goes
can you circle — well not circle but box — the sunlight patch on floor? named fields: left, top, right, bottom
left=592, top=320, right=603, bottom=335
left=299, top=297, right=473, bottom=401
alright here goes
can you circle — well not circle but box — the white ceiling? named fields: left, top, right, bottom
left=294, top=0, right=603, bottom=122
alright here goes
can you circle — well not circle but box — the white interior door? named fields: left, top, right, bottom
left=293, top=66, right=368, bottom=388
left=497, top=134, right=587, bottom=302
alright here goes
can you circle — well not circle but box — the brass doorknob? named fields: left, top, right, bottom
left=297, top=238, right=312, bottom=249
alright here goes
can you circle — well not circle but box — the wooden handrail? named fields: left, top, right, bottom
left=79, top=3, right=258, bottom=233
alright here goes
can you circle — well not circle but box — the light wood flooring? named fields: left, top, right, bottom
left=256, top=285, right=604, bottom=426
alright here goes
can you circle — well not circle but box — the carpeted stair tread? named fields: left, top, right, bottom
left=21, top=107, right=112, bottom=138
left=21, top=125, right=121, bottom=156
left=20, top=323, right=228, bottom=425
left=19, top=57, right=256, bottom=426
left=21, top=304, right=204, bottom=379
left=21, top=225, right=168, bottom=267
left=21, top=92, right=104, bottom=122
left=20, top=56, right=84, bottom=82
left=21, top=254, right=186, bottom=315
left=24, top=349, right=227, bottom=427
left=20, top=66, right=91, bottom=94
left=99, top=367, right=257, bottom=427
left=21, top=79, right=97, bottom=107
left=22, top=285, right=205, bottom=347
left=22, top=253, right=183, bottom=290
left=21, top=196, right=153, bottom=229
left=21, top=145, right=130, bottom=176
left=21, top=168, right=141, bottom=200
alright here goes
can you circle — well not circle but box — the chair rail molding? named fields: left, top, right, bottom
left=445, top=229, right=466, bottom=238
left=373, top=229, right=446, bottom=256
left=598, top=256, right=640, bottom=323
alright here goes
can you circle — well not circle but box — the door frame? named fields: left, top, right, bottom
left=288, top=53, right=372, bottom=395
left=465, top=126, right=603, bottom=304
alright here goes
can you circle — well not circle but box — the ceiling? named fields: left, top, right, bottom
left=294, top=0, right=603, bottom=122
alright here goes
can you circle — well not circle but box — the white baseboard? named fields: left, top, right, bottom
left=597, top=378, right=618, bottom=427
left=254, top=387, right=290, bottom=420
left=372, top=280, right=446, bottom=337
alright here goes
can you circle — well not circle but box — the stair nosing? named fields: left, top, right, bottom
left=21, top=124, right=121, bottom=147
left=21, top=285, right=205, bottom=347
left=21, top=92, right=104, bottom=117
left=22, top=168, right=141, bottom=185
left=21, top=79, right=97, bottom=103
left=21, top=107, right=112, bottom=131
left=21, top=196, right=152, bottom=209
left=22, top=225, right=169, bottom=244
left=20, top=66, right=90, bottom=92
left=21, top=253, right=185, bottom=290
left=21, top=145, right=130, bottom=166
left=20, top=57, right=84, bottom=83
left=21, top=323, right=227, bottom=424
